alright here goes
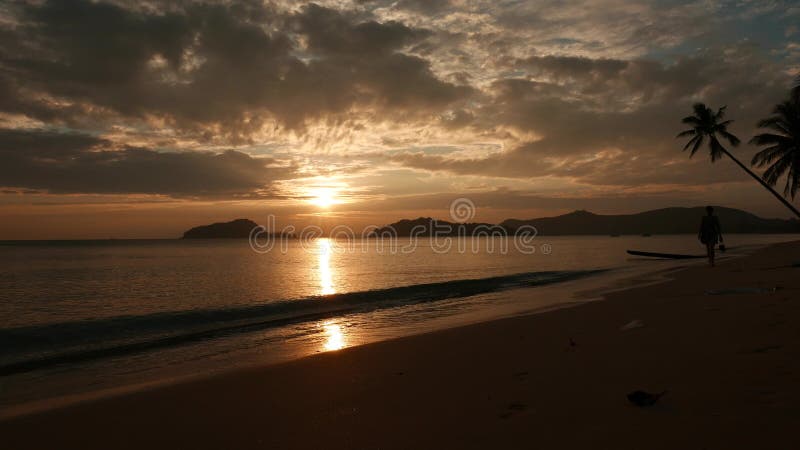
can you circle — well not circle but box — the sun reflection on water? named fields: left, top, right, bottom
left=323, top=321, right=345, bottom=351
left=318, top=238, right=335, bottom=295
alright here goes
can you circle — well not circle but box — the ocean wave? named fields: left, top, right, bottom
left=0, top=269, right=604, bottom=376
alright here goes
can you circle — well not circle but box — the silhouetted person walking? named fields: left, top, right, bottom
left=698, top=206, right=723, bottom=266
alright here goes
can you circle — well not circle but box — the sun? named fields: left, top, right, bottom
left=309, top=187, right=338, bottom=208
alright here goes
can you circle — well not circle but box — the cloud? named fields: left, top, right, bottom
left=0, top=0, right=798, bottom=219
left=391, top=45, right=795, bottom=188
left=291, top=3, right=429, bottom=55
left=0, top=129, right=291, bottom=197
left=0, top=0, right=472, bottom=139
left=394, top=0, right=453, bottom=15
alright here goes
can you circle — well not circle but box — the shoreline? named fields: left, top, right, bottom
left=2, top=240, right=800, bottom=448
left=0, top=246, right=707, bottom=418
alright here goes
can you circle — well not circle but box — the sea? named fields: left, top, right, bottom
left=0, top=234, right=796, bottom=414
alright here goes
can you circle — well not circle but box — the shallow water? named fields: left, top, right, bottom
left=0, top=234, right=795, bottom=411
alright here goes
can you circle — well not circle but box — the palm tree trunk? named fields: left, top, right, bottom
left=721, top=149, right=800, bottom=219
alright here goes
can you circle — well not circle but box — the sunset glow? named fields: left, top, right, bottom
left=0, top=0, right=798, bottom=240
left=309, top=188, right=339, bottom=209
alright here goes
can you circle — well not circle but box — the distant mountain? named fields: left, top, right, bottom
left=370, top=217, right=503, bottom=237
left=189, top=207, right=800, bottom=239
left=182, top=219, right=259, bottom=239
left=501, top=207, right=800, bottom=235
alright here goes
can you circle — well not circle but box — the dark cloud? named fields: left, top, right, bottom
left=513, top=54, right=711, bottom=105
left=1, top=0, right=295, bottom=136
left=394, top=0, right=453, bottom=15
left=392, top=46, right=796, bottom=187
left=287, top=4, right=472, bottom=113
left=354, top=0, right=452, bottom=15
left=519, top=55, right=629, bottom=82
left=390, top=142, right=748, bottom=188
left=491, top=0, right=712, bottom=55
left=291, top=3, right=428, bottom=55
left=0, top=0, right=470, bottom=137
left=0, top=128, right=107, bottom=158
left=0, top=129, right=290, bottom=197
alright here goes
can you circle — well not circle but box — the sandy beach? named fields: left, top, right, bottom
left=2, top=240, right=799, bottom=449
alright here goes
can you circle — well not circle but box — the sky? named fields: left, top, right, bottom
left=0, top=0, right=798, bottom=238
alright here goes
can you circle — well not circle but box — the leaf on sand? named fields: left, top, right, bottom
left=620, top=319, right=645, bottom=331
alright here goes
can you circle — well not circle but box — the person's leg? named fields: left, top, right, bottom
left=706, top=243, right=715, bottom=266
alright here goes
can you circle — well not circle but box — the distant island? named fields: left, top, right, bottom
left=500, top=207, right=799, bottom=236
left=183, top=207, right=800, bottom=238
left=374, top=207, right=799, bottom=236
left=182, top=219, right=298, bottom=239
left=182, top=219, right=260, bottom=239
left=369, top=217, right=497, bottom=237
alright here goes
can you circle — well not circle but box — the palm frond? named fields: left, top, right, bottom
left=714, top=106, right=727, bottom=121
left=689, top=134, right=705, bottom=157
left=717, top=119, right=733, bottom=127
left=709, top=136, right=725, bottom=162
left=688, top=135, right=704, bottom=156
left=756, top=117, right=791, bottom=135
left=762, top=153, right=793, bottom=187
left=751, top=90, right=800, bottom=201
left=676, top=129, right=696, bottom=138
left=681, top=116, right=701, bottom=125
left=749, top=133, right=792, bottom=147
left=751, top=144, right=788, bottom=166
left=774, top=102, right=798, bottom=121
left=719, top=130, right=740, bottom=147
left=692, top=103, right=708, bottom=117
left=683, top=134, right=700, bottom=152
left=747, top=77, right=800, bottom=203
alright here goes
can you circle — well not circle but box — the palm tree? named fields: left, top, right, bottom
left=677, top=103, right=800, bottom=219
left=750, top=81, right=800, bottom=203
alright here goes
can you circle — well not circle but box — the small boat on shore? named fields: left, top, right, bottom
left=627, top=250, right=704, bottom=259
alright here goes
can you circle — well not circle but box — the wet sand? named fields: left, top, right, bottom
left=2, top=240, right=799, bottom=449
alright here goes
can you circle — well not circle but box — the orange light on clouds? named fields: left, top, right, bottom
left=309, top=187, right=339, bottom=208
